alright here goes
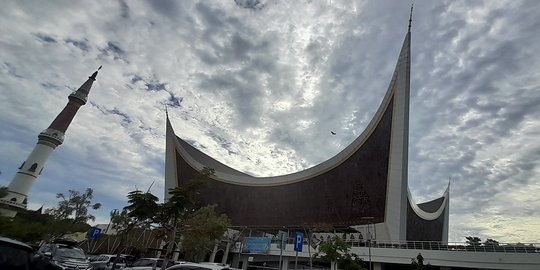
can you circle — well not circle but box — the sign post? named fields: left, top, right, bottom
left=294, top=231, right=303, bottom=251
left=87, top=227, right=102, bottom=240
left=294, top=232, right=304, bottom=270
left=277, top=230, right=288, bottom=270
left=277, top=230, right=288, bottom=250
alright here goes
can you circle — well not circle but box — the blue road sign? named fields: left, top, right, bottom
left=294, top=232, right=303, bottom=252
left=243, top=237, right=272, bottom=254
left=277, top=230, right=288, bottom=250
left=87, top=227, right=102, bottom=240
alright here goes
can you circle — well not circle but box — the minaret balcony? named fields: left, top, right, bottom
left=69, top=91, right=88, bottom=105
left=0, top=198, right=27, bottom=210
left=38, top=128, right=65, bottom=145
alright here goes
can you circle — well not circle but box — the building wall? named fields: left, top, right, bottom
left=173, top=99, right=393, bottom=227
left=406, top=197, right=445, bottom=241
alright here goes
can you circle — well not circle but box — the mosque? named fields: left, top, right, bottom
left=0, top=4, right=448, bottom=245
left=163, top=10, right=449, bottom=244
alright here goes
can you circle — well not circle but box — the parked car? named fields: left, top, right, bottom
left=121, top=254, right=137, bottom=266
left=0, top=236, right=35, bottom=270
left=166, top=262, right=233, bottom=270
left=124, top=258, right=175, bottom=270
left=90, top=254, right=127, bottom=269
left=33, top=239, right=93, bottom=270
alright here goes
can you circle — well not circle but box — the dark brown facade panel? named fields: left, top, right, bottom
left=417, top=197, right=445, bottom=213
left=176, top=99, right=394, bottom=227
left=406, top=198, right=445, bottom=241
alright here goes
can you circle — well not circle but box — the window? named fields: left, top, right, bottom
left=175, top=266, right=212, bottom=270
left=132, top=259, right=155, bottom=267
left=38, top=245, right=52, bottom=254
left=89, top=256, right=100, bottom=262
left=28, top=163, right=38, bottom=172
left=92, top=256, right=104, bottom=262
left=55, top=247, right=86, bottom=259
left=114, top=258, right=126, bottom=264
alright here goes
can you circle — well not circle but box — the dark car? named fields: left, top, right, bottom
left=0, top=236, right=35, bottom=270
left=33, top=239, right=92, bottom=270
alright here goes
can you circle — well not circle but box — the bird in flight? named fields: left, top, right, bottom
left=331, top=131, right=336, bottom=135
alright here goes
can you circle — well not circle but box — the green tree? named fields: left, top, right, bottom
left=0, top=214, right=48, bottom=243
left=181, top=204, right=230, bottom=262
left=484, top=238, right=499, bottom=246
left=465, top=236, right=482, bottom=246
left=110, top=190, right=159, bottom=270
left=118, top=168, right=229, bottom=270
left=37, top=188, right=100, bottom=240
left=0, top=208, right=90, bottom=243
left=45, top=188, right=102, bottom=223
left=124, top=190, right=160, bottom=224
left=0, top=188, right=97, bottom=242
left=314, top=236, right=366, bottom=270
left=159, top=167, right=215, bottom=269
left=483, top=238, right=499, bottom=251
left=0, top=186, right=8, bottom=198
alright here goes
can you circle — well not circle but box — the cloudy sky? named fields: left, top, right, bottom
left=1, top=0, right=540, bottom=243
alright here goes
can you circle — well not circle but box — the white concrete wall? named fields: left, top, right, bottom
left=353, top=246, right=540, bottom=270
left=233, top=243, right=540, bottom=270
left=1, top=142, right=56, bottom=214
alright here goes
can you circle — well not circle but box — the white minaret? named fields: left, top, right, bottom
left=0, top=67, right=101, bottom=217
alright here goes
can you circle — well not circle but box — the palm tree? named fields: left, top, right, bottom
left=465, top=236, right=482, bottom=246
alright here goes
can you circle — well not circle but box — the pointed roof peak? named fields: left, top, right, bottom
left=408, top=2, right=414, bottom=33
left=165, top=105, right=174, bottom=130
left=89, top=65, right=102, bottom=80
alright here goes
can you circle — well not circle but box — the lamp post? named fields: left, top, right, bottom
left=361, top=217, right=375, bottom=270
left=105, top=209, right=118, bottom=235
left=367, top=238, right=371, bottom=270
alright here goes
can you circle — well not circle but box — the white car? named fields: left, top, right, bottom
left=90, top=254, right=127, bottom=269
left=125, top=258, right=175, bottom=270
left=166, top=262, right=235, bottom=270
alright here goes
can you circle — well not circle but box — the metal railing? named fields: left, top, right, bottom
left=354, top=241, right=540, bottom=253
left=347, top=240, right=540, bottom=253
left=262, top=237, right=540, bottom=254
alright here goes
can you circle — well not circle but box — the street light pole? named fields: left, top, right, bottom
left=361, top=217, right=375, bottom=270
left=367, top=234, right=372, bottom=270
left=105, top=209, right=118, bottom=234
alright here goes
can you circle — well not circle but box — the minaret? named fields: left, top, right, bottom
left=0, top=67, right=101, bottom=217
